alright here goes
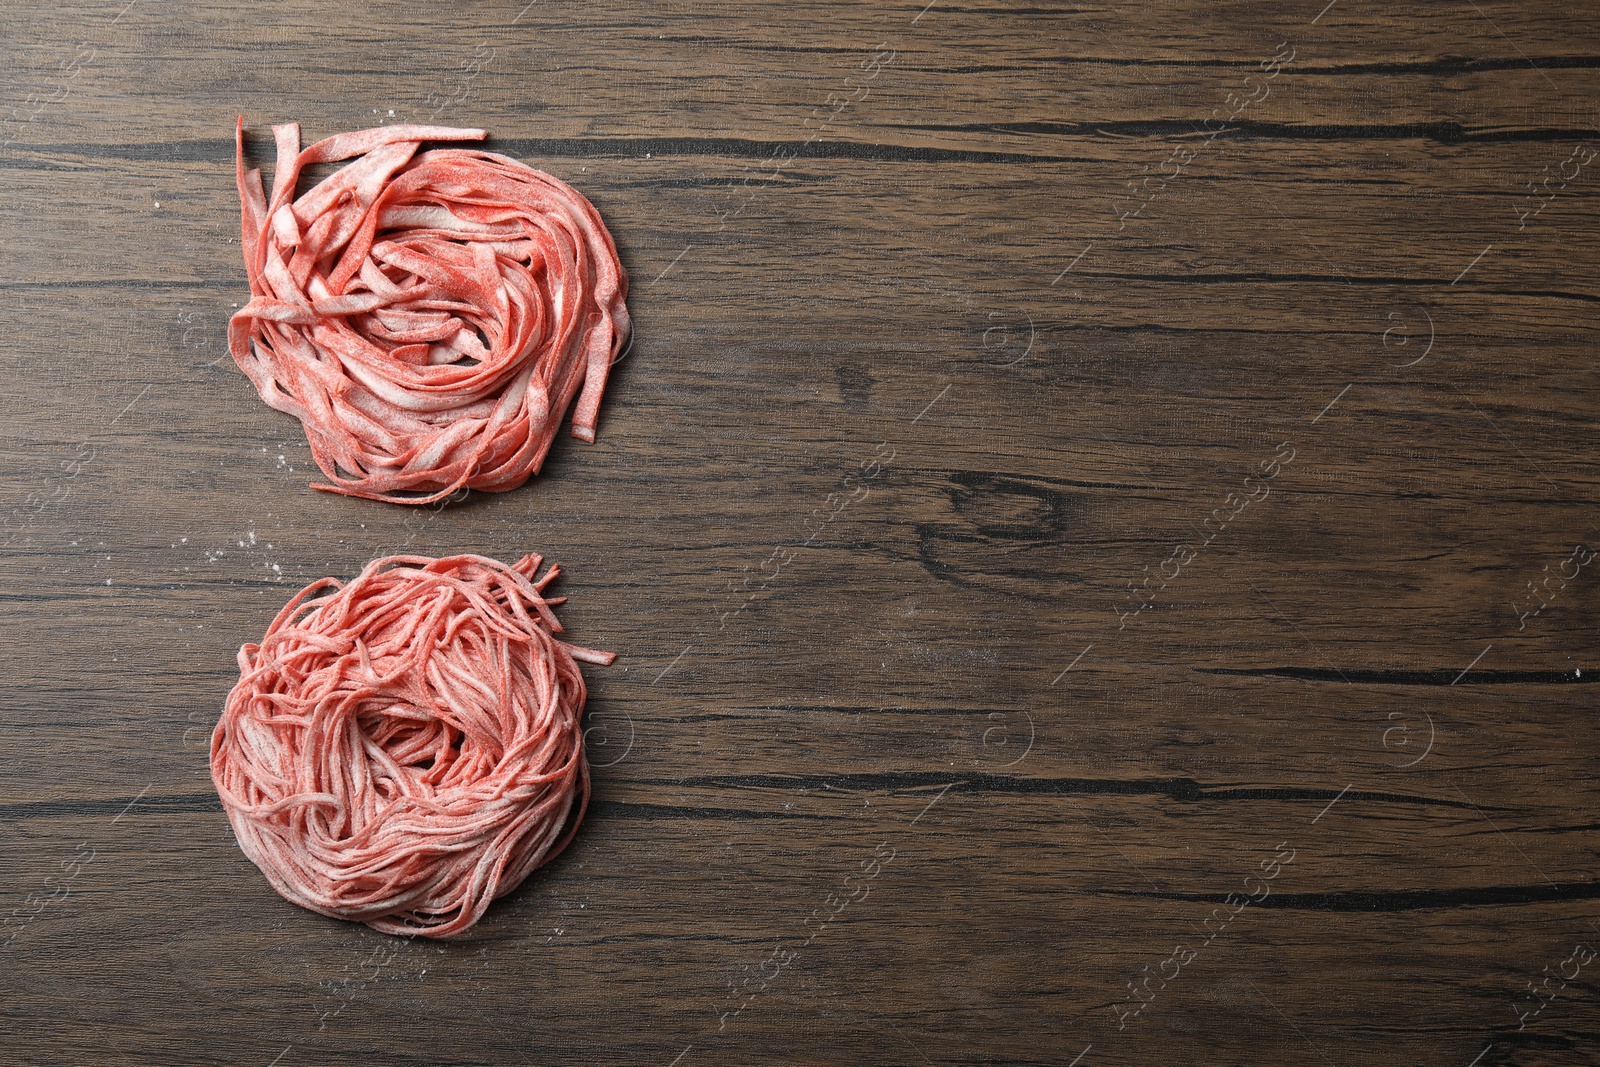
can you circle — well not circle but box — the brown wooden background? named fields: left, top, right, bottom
left=3, top=1, right=1599, bottom=1064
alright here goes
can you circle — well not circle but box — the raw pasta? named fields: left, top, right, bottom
left=210, top=553, right=613, bottom=937
left=229, top=120, right=630, bottom=504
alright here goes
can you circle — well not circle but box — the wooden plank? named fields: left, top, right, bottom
left=3, top=0, right=1600, bottom=1064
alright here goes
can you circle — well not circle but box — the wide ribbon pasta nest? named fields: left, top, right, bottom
left=230, top=120, right=630, bottom=504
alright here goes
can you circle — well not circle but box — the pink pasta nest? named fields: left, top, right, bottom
left=210, top=553, right=614, bottom=938
left=229, top=119, right=630, bottom=504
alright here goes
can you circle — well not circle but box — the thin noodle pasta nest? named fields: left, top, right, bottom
left=210, top=553, right=614, bottom=938
left=229, top=119, right=630, bottom=504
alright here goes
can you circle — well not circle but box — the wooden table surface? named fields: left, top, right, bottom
left=3, top=1, right=1598, bottom=1064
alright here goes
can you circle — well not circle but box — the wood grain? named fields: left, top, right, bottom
left=3, top=0, right=1599, bottom=1064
